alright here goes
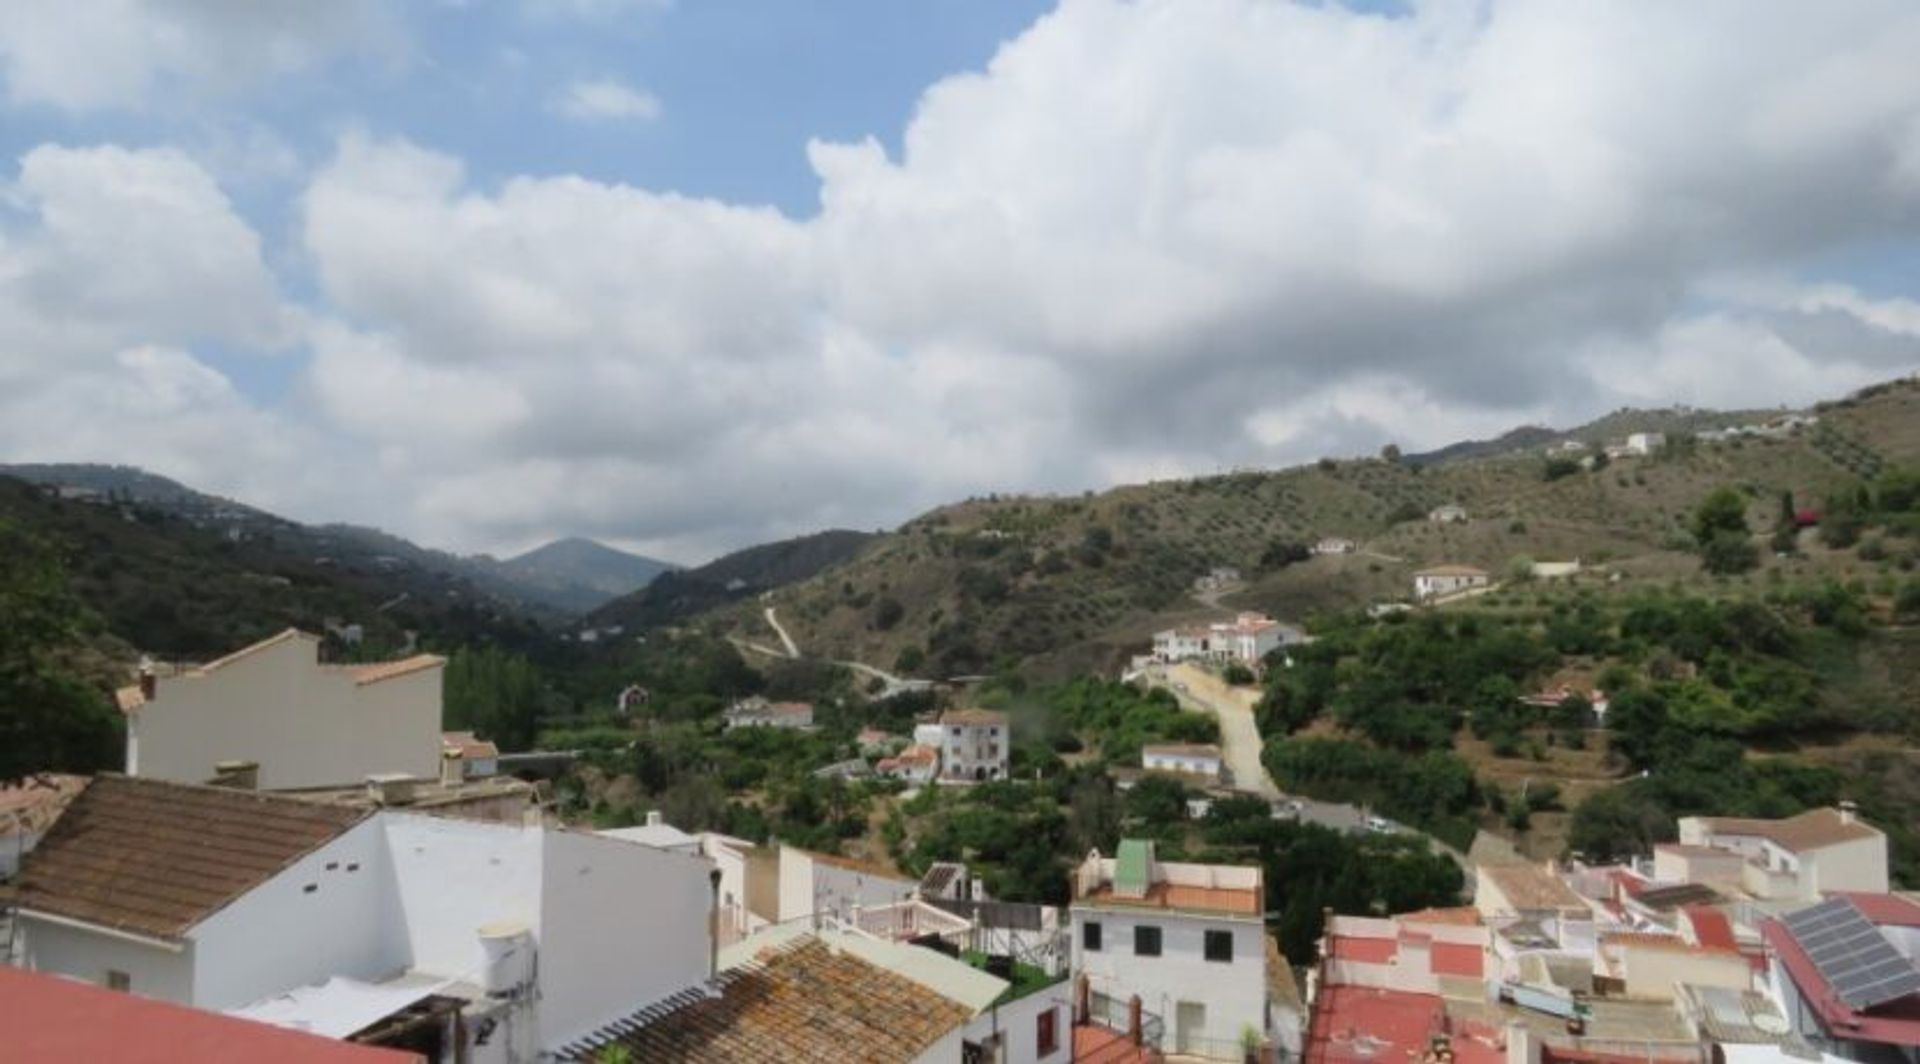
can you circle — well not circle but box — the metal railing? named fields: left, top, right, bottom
left=1086, top=991, right=1165, bottom=1049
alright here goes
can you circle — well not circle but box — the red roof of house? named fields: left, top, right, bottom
left=1762, top=918, right=1920, bottom=1047
left=1430, top=942, right=1486, bottom=978
left=1829, top=892, right=1920, bottom=929
left=0, top=966, right=419, bottom=1064
left=1305, top=986, right=1500, bottom=1064
left=1326, top=931, right=1483, bottom=978
left=1682, top=905, right=1737, bottom=951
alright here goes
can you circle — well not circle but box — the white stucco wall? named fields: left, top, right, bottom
left=190, top=819, right=402, bottom=1009
left=778, top=846, right=918, bottom=924
left=131, top=636, right=442, bottom=789
left=16, top=916, right=194, bottom=1003
left=1070, top=906, right=1267, bottom=1059
left=538, top=829, right=714, bottom=1046
left=1142, top=752, right=1220, bottom=778
left=966, top=984, right=1073, bottom=1064
left=383, top=815, right=544, bottom=982
left=912, top=1027, right=966, bottom=1064
left=1804, top=836, right=1888, bottom=894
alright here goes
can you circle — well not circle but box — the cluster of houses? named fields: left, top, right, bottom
left=1305, top=804, right=1920, bottom=1064
left=0, top=634, right=1295, bottom=1063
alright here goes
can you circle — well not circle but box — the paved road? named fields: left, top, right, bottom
left=1142, top=662, right=1472, bottom=878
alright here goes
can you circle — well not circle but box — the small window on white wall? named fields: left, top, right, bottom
left=106, top=970, right=131, bottom=992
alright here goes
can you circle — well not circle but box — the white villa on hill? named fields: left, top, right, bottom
left=114, top=629, right=444, bottom=790
left=1152, top=612, right=1289, bottom=667
left=1412, top=565, right=1490, bottom=600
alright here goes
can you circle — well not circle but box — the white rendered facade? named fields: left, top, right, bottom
left=936, top=712, right=1009, bottom=783
left=123, top=630, right=443, bottom=789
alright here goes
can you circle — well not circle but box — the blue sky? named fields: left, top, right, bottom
left=1, top=1, right=1917, bottom=560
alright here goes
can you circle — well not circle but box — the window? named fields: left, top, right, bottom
left=1036, top=1007, right=1059, bottom=1055
left=1205, top=929, right=1233, bottom=963
left=1083, top=921, right=1103, bottom=952
left=1134, top=925, right=1162, bottom=957
left=105, top=970, right=131, bottom=992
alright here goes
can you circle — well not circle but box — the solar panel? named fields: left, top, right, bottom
left=1782, top=897, right=1920, bottom=1010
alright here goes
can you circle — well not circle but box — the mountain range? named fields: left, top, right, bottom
left=0, top=464, right=673, bottom=616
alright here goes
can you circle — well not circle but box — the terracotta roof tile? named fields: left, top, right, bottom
left=1479, top=864, right=1587, bottom=912
left=1079, top=881, right=1262, bottom=917
left=440, top=731, right=500, bottom=760
left=334, top=654, right=445, bottom=685
left=559, top=937, right=972, bottom=1062
left=10, top=775, right=370, bottom=940
left=939, top=708, right=1008, bottom=727
left=0, top=773, right=87, bottom=836
left=1696, top=808, right=1881, bottom=852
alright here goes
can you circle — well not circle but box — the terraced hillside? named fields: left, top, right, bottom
left=708, top=378, right=1920, bottom=679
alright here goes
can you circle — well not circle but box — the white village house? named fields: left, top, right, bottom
left=1412, top=564, right=1490, bottom=600
left=1151, top=612, right=1289, bottom=668
left=1673, top=804, right=1888, bottom=900
left=928, top=708, right=1011, bottom=783
left=115, top=629, right=444, bottom=790
left=1069, top=840, right=1275, bottom=1060
left=721, top=696, right=816, bottom=731
left=1141, top=744, right=1224, bottom=784
left=1428, top=504, right=1469, bottom=524
left=9, top=775, right=716, bottom=1063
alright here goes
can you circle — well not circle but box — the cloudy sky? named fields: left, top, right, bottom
left=3, top=0, right=1919, bottom=563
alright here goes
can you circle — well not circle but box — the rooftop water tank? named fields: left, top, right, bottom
left=477, top=920, right=535, bottom=996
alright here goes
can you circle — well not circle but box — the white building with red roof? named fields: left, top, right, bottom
left=1069, top=840, right=1276, bottom=1059
left=1677, top=804, right=1888, bottom=900
left=1151, top=612, right=1290, bottom=667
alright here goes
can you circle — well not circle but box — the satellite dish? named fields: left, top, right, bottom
left=1754, top=1014, right=1791, bottom=1035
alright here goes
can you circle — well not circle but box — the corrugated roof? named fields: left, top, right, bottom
left=10, top=775, right=370, bottom=940
left=559, top=937, right=972, bottom=1062
left=0, top=966, right=419, bottom=1064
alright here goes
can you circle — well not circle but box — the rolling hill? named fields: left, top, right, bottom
left=585, top=529, right=878, bottom=633
left=696, top=377, right=1920, bottom=679
left=0, top=464, right=663, bottom=616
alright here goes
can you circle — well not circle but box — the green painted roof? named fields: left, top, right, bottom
left=1115, top=839, right=1153, bottom=896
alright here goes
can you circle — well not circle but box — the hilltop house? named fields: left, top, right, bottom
left=1070, top=841, right=1274, bottom=1060
left=10, top=775, right=716, bottom=1062
left=1675, top=804, right=1887, bottom=899
left=933, top=709, right=1010, bottom=783
left=1428, top=503, right=1469, bottom=524
left=114, top=629, right=444, bottom=790
left=1412, top=564, right=1490, bottom=600
left=1312, top=537, right=1356, bottom=555
left=1151, top=612, right=1289, bottom=668
left=721, top=696, right=815, bottom=731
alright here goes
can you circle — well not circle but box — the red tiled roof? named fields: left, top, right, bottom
left=1401, top=906, right=1482, bottom=927
left=1305, top=986, right=1502, bottom=1064
left=559, top=937, right=972, bottom=1062
left=441, top=731, right=500, bottom=760
left=11, top=775, right=370, bottom=940
left=1682, top=905, right=1737, bottom=951
left=0, top=773, right=86, bottom=836
left=1695, top=808, right=1881, bottom=852
left=335, top=654, right=445, bottom=685
left=939, top=708, right=1008, bottom=727
left=1080, top=881, right=1263, bottom=918
left=0, top=966, right=418, bottom=1064
left=1829, top=892, right=1920, bottom=929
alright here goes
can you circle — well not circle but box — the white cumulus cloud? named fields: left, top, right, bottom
left=552, top=77, right=663, bottom=122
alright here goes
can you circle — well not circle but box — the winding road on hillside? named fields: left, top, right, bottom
left=734, top=606, right=928, bottom=698
left=1143, top=661, right=1472, bottom=875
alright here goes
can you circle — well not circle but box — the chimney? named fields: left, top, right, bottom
left=366, top=773, right=417, bottom=807
left=441, top=749, right=464, bottom=787
left=212, top=760, right=259, bottom=790
left=1838, top=800, right=1858, bottom=825
left=138, top=667, right=157, bottom=702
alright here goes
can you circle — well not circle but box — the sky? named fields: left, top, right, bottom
left=2, top=1, right=1919, bottom=564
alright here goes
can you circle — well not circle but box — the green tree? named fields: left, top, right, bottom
left=0, top=522, right=121, bottom=783
left=443, top=644, right=548, bottom=751
left=1692, top=488, right=1750, bottom=545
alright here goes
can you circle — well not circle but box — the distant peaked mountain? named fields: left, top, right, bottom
left=0, top=463, right=655, bottom=617
left=585, top=529, right=877, bottom=632
left=486, top=537, right=675, bottom=615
